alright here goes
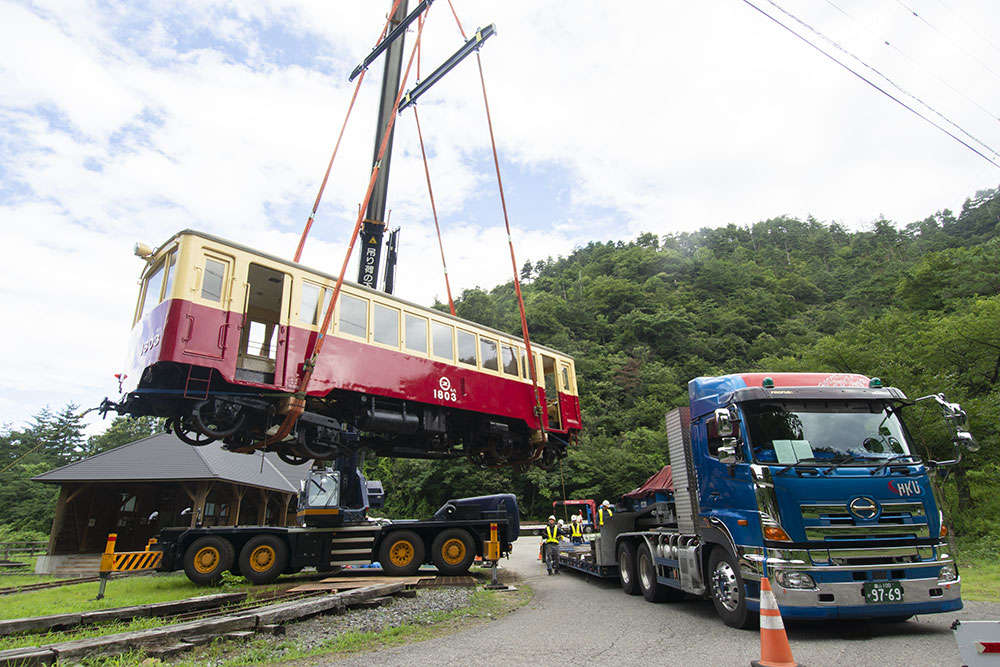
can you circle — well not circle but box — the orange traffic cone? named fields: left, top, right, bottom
left=752, top=577, right=801, bottom=667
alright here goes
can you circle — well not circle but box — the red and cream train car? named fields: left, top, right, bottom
left=110, top=230, right=580, bottom=467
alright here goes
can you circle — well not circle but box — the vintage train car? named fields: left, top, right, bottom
left=106, top=230, right=580, bottom=467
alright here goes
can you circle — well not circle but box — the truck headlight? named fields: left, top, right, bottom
left=938, top=563, right=958, bottom=582
left=774, top=570, right=816, bottom=589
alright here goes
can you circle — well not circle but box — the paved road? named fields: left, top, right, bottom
left=331, top=539, right=998, bottom=666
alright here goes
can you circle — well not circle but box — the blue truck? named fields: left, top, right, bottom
left=557, top=372, right=976, bottom=628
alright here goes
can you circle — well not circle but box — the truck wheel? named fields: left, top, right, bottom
left=379, top=530, right=425, bottom=576
left=430, top=529, right=476, bottom=575
left=637, top=543, right=675, bottom=602
left=708, top=547, right=755, bottom=629
left=617, top=542, right=640, bottom=595
left=239, top=535, right=288, bottom=585
left=183, top=536, right=234, bottom=586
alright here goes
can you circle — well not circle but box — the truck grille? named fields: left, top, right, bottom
left=800, top=502, right=929, bottom=541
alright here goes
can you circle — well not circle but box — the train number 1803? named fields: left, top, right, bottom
left=433, top=388, right=458, bottom=402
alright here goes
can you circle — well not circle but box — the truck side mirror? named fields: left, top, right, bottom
left=954, top=431, right=979, bottom=452
left=717, top=437, right=742, bottom=464
left=713, top=408, right=735, bottom=437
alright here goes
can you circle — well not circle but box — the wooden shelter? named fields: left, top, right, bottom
left=33, top=434, right=311, bottom=558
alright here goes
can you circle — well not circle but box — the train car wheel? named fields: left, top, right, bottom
left=277, top=450, right=310, bottom=466
left=183, top=536, right=234, bottom=585
left=192, top=400, right=246, bottom=438
left=430, top=529, right=476, bottom=575
left=173, top=418, right=216, bottom=447
left=239, top=535, right=289, bottom=585
left=379, top=530, right=425, bottom=576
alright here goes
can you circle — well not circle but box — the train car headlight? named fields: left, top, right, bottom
left=938, top=563, right=958, bottom=582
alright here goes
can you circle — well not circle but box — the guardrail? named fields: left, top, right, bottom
left=96, top=534, right=163, bottom=599
left=0, top=541, right=47, bottom=560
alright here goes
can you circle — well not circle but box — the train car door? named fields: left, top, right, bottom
left=184, top=252, right=233, bottom=359
left=236, top=263, right=291, bottom=386
left=541, top=354, right=562, bottom=430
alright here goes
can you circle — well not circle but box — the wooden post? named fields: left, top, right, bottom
left=192, top=483, right=211, bottom=528
left=231, top=485, right=245, bottom=527
left=47, top=485, right=71, bottom=555
left=281, top=493, right=294, bottom=526
left=257, top=489, right=268, bottom=525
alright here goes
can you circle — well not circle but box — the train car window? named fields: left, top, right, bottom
left=480, top=338, right=499, bottom=371
left=139, top=261, right=165, bottom=319
left=300, top=282, right=322, bottom=325
left=501, top=344, right=518, bottom=376
left=161, top=252, right=177, bottom=302
left=405, top=313, right=428, bottom=354
left=457, top=329, right=477, bottom=366
left=338, top=294, right=368, bottom=338
left=202, top=258, right=226, bottom=302
left=560, top=364, right=571, bottom=392
left=373, top=303, right=400, bottom=347
left=432, top=321, right=454, bottom=360
left=520, top=349, right=529, bottom=380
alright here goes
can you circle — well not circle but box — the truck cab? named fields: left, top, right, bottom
left=684, top=372, right=967, bottom=624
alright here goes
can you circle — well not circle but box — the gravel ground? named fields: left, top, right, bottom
left=285, top=587, right=476, bottom=650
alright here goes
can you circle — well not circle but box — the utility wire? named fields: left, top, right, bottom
left=739, top=0, right=1000, bottom=169
left=762, top=0, right=1000, bottom=160
left=894, top=0, right=1000, bottom=83
left=823, top=0, right=1000, bottom=124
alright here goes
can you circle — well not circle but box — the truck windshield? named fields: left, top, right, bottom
left=305, top=472, right=340, bottom=508
left=742, top=400, right=912, bottom=465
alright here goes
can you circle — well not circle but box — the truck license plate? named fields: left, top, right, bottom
left=863, top=581, right=904, bottom=604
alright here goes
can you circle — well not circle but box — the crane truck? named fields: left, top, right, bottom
left=153, top=453, right=519, bottom=585
left=557, top=372, right=976, bottom=628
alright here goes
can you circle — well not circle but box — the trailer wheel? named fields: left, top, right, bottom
left=183, top=536, right=234, bottom=586
left=379, top=530, right=425, bottom=576
left=708, top=547, right=755, bottom=629
left=430, top=529, right=476, bottom=575
left=239, top=535, right=288, bottom=585
left=617, top=542, right=639, bottom=595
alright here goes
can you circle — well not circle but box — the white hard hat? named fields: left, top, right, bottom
left=602, top=500, right=610, bottom=506
left=548, top=515, right=556, bottom=521
left=558, top=519, right=565, bottom=525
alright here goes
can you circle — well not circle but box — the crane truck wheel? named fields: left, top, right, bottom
left=617, top=542, right=640, bottom=595
left=239, top=535, right=289, bottom=585
left=183, top=536, right=235, bottom=586
left=430, top=529, right=476, bottom=575
left=379, top=530, right=425, bottom=576
left=708, top=547, right=755, bottom=629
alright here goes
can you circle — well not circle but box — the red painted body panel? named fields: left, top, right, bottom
left=738, top=372, right=871, bottom=389
left=128, top=298, right=581, bottom=434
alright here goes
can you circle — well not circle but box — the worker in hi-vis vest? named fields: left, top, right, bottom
left=542, top=515, right=561, bottom=575
left=598, top=500, right=614, bottom=527
left=570, top=514, right=584, bottom=544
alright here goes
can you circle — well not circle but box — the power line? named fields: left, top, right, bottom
left=895, top=0, right=1000, bottom=83
left=738, top=0, right=1000, bottom=169
left=763, top=0, right=1000, bottom=160
left=823, top=0, right=1000, bottom=124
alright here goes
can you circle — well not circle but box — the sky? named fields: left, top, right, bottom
left=2, top=0, right=999, bottom=434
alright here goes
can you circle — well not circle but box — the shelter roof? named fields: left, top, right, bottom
left=33, top=433, right=310, bottom=493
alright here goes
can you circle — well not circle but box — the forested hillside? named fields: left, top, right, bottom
left=2, top=186, right=998, bottom=545
left=371, top=186, right=1000, bottom=539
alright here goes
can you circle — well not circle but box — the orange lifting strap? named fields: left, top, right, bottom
left=264, top=4, right=431, bottom=448
left=272, top=1, right=548, bottom=457
left=293, top=0, right=405, bottom=263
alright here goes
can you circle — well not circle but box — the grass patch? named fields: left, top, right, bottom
left=953, top=539, right=1000, bottom=602
left=0, top=572, right=291, bottom=621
